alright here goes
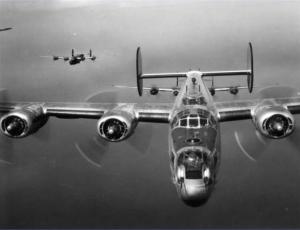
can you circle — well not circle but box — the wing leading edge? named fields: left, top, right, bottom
left=0, top=102, right=173, bottom=123
left=215, top=97, right=300, bottom=122
left=3, top=96, right=300, bottom=124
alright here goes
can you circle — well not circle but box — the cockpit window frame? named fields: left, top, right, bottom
left=180, top=118, right=187, bottom=127
left=172, top=109, right=217, bottom=129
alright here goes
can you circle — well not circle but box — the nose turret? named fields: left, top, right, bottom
left=174, top=148, right=214, bottom=206
left=178, top=178, right=212, bottom=207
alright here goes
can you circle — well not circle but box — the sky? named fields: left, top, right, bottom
left=0, top=0, right=300, bottom=228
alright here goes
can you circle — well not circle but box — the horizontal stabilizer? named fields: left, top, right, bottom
left=214, top=86, right=248, bottom=92
left=136, top=42, right=254, bottom=96
left=209, top=86, right=249, bottom=96
left=114, top=85, right=180, bottom=96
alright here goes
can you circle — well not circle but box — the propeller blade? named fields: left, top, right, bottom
left=287, top=130, right=300, bottom=150
left=74, top=89, right=118, bottom=166
left=83, top=89, right=118, bottom=103
left=74, top=135, right=108, bottom=168
left=128, top=123, right=153, bottom=154
left=74, top=88, right=155, bottom=167
left=234, top=126, right=269, bottom=162
left=0, top=89, right=15, bottom=165
left=0, top=135, right=14, bottom=166
left=256, top=85, right=299, bottom=98
left=33, top=120, right=51, bottom=142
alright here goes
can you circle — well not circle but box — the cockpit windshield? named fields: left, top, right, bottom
left=189, top=119, right=198, bottom=127
left=182, top=96, right=207, bottom=106
left=171, top=109, right=216, bottom=129
left=180, top=118, right=187, bottom=127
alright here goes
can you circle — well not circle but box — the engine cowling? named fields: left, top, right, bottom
left=252, top=105, right=294, bottom=139
left=97, top=108, right=137, bottom=142
left=0, top=105, right=48, bottom=138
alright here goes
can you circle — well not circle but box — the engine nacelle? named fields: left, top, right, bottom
left=97, top=108, right=137, bottom=142
left=252, top=105, right=294, bottom=139
left=0, top=104, right=48, bottom=138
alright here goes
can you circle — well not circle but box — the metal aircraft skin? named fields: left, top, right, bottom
left=1, top=43, right=300, bottom=206
left=43, top=49, right=96, bottom=65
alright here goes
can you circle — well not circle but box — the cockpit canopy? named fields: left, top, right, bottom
left=182, top=95, right=207, bottom=106
left=172, top=109, right=216, bottom=129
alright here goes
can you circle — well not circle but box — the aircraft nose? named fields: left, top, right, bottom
left=182, top=196, right=209, bottom=207
left=178, top=179, right=212, bottom=207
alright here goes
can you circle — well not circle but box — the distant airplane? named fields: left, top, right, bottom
left=42, top=49, right=96, bottom=65
left=0, top=27, right=12, bottom=32
left=1, top=43, right=300, bottom=206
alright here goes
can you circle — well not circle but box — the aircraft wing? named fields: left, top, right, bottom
left=215, top=97, right=300, bottom=122
left=47, top=97, right=300, bottom=123
left=0, top=102, right=173, bottom=123
left=41, top=56, right=70, bottom=61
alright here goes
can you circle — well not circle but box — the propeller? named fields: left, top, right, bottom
left=32, top=118, right=51, bottom=142
left=74, top=88, right=153, bottom=167
left=149, top=86, right=159, bottom=95
left=234, top=85, right=300, bottom=161
left=234, top=123, right=270, bottom=162
left=0, top=89, right=14, bottom=165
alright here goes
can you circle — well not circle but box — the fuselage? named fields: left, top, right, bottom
left=168, top=71, right=221, bottom=206
left=69, top=54, right=85, bottom=65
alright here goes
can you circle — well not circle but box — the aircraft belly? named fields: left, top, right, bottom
left=171, top=127, right=217, bottom=153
